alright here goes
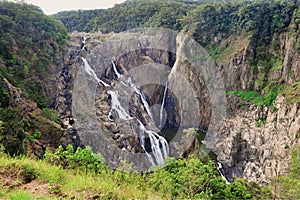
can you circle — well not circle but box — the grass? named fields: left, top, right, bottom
left=228, top=81, right=287, bottom=112
left=282, top=81, right=300, bottom=103
left=9, top=190, right=35, bottom=200
left=0, top=154, right=161, bottom=199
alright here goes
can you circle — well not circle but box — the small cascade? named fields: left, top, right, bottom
left=107, top=74, right=169, bottom=166
left=138, top=119, right=169, bottom=166
left=217, top=162, right=230, bottom=184
left=81, top=58, right=110, bottom=87
left=159, top=81, right=168, bottom=128
left=112, top=61, right=121, bottom=79
left=81, top=36, right=87, bottom=50
left=126, top=77, right=154, bottom=121
left=107, top=90, right=132, bottom=121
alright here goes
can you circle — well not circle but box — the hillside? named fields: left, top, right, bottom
left=0, top=1, right=70, bottom=156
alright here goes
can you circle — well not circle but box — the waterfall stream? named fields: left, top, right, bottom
left=81, top=57, right=169, bottom=166
left=217, top=162, right=230, bottom=184
left=81, top=58, right=110, bottom=87
left=126, top=77, right=154, bottom=121
left=107, top=90, right=132, bottom=121
left=159, top=81, right=168, bottom=128
left=112, top=61, right=121, bottom=79
left=138, top=119, right=169, bottom=166
left=81, top=36, right=87, bottom=50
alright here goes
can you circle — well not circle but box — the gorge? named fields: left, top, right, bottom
left=0, top=0, right=299, bottom=199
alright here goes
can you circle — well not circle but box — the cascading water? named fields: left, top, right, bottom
left=107, top=90, right=132, bottom=121
left=137, top=119, right=169, bottom=166
left=81, top=36, right=87, bottom=50
left=159, top=81, right=168, bottom=128
left=81, top=57, right=169, bottom=166
left=217, top=162, right=230, bottom=184
left=81, top=58, right=110, bottom=87
left=126, top=77, right=154, bottom=121
left=112, top=61, right=121, bottom=79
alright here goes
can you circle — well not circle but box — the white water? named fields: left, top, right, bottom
left=159, top=81, right=168, bottom=128
left=81, top=58, right=110, bottom=87
left=110, top=75, right=169, bottom=166
left=126, top=77, right=154, bottom=121
left=138, top=120, right=169, bottom=165
left=80, top=57, right=169, bottom=167
left=81, top=36, right=87, bottom=50
left=112, top=61, right=121, bottom=79
left=217, top=162, right=230, bottom=184
left=107, top=90, right=132, bottom=121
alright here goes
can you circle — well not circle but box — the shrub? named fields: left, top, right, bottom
left=149, top=155, right=227, bottom=199
left=44, top=145, right=106, bottom=173
left=41, top=108, right=61, bottom=124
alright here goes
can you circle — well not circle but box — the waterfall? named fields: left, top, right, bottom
left=112, top=61, right=121, bottom=79
left=80, top=57, right=169, bottom=167
left=138, top=120, right=169, bottom=166
left=81, top=58, right=110, bottom=87
left=107, top=90, right=132, bottom=121
left=159, top=81, right=168, bottom=128
left=81, top=36, right=87, bottom=50
left=109, top=75, right=169, bottom=166
left=217, top=162, right=230, bottom=184
left=126, top=77, right=154, bottom=121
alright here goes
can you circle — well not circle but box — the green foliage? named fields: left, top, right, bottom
left=282, top=81, right=300, bottom=103
left=228, top=81, right=286, bottom=110
left=149, top=156, right=226, bottom=198
left=148, top=155, right=270, bottom=199
left=0, top=78, right=10, bottom=107
left=29, top=129, right=41, bottom=142
left=227, top=90, right=264, bottom=106
left=256, top=118, right=266, bottom=127
left=41, top=108, right=61, bottom=124
left=0, top=107, right=27, bottom=155
left=54, top=0, right=196, bottom=33
left=44, top=145, right=106, bottom=173
left=0, top=145, right=272, bottom=199
left=0, top=1, right=68, bottom=108
left=273, top=146, right=300, bottom=199
left=9, top=190, right=35, bottom=200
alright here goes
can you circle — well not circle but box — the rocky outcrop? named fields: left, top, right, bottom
left=212, top=25, right=300, bottom=183
left=215, top=95, right=300, bottom=184
left=3, top=78, right=37, bottom=112
left=2, top=78, right=70, bottom=157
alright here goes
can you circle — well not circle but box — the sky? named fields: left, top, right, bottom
left=9, top=0, right=127, bottom=15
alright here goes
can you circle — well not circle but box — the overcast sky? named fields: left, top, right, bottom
left=9, top=0, right=127, bottom=14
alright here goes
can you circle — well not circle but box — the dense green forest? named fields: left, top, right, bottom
left=0, top=1, right=67, bottom=156
left=54, top=0, right=299, bottom=41
left=0, top=1, right=68, bottom=108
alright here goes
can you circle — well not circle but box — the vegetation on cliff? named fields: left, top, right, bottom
left=54, top=0, right=299, bottom=106
left=0, top=1, right=69, bottom=155
left=0, top=1, right=68, bottom=108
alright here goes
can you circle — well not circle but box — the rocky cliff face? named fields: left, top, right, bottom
left=213, top=26, right=300, bottom=183
left=215, top=95, right=300, bottom=183
left=2, top=77, right=69, bottom=156
left=55, top=25, right=299, bottom=181
left=55, top=29, right=222, bottom=170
